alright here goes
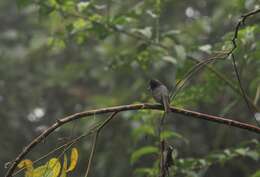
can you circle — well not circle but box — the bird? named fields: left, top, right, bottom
left=149, top=79, right=171, bottom=113
left=164, top=145, right=174, bottom=169
left=163, top=145, right=174, bottom=176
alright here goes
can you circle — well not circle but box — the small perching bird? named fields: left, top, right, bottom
left=163, top=145, right=174, bottom=175
left=149, top=79, right=172, bottom=177
left=149, top=79, right=171, bottom=113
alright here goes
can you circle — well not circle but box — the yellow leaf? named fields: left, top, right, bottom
left=47, top=158, right=61, bottom=177
left=18, top=159, right=34, bottom=177
left=60, top=155, right=68, bottom=177
left=33, top=165, right=50, bottom=177
left=66, top=147, right=78, bottom=172
left=18, top=159, right=33, bottom=170
left=63, top=154, right=68, bottom=170
left=18, top=158, right=61, bottom=177
left=32, top=158, right=61, bottom=177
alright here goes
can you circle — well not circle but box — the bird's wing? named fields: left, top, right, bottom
left=162, top=94, right=170, bottom=113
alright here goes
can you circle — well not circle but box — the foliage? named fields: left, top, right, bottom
left=18, top=148, right=79, bottom=177
left=1, top=0, right=260, bottom=177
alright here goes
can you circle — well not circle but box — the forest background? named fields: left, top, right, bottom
left=1, top=0, right=260, bottom=177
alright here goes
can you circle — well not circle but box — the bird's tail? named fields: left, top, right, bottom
left=162, top=95, right=171, bottom=113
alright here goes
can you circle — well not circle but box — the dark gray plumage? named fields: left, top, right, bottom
left=163, top=145, right=174, bottom=176
left=149, top=79, right=170, bottom=113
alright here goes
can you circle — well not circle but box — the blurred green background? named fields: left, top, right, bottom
left=1, top=0, right=260, bottom=176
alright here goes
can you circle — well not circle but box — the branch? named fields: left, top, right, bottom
left=64, top=8, right=259, bottom=112
left=229, top=8, right=260, bottom=55
left=170, top=53, right=226, bottom=100
left=5, top=103, right=260, bottom=177
left=228, top=8, right=260, bottom=125
left=189, top=56, right=259, bottom=112
left=84, top=112, right=118, bottom=177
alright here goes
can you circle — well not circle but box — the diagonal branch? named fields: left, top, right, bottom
left=5, top=103, right=260, bottom=177
left=169, top=53, right=226, bottom=100
left=84, top=112, right=118, bottom=177
left=189, top=56, right=259, bottom=112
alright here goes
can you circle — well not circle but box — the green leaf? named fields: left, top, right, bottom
left=130, top=146, right=159, bottom=164
left=245, top=150, right=259, bottom=161
left=160, top=130, right=189, bottom=143
left=77, top=2, right=91, bottom=12
left=175, top=45, right=186, bottom=60
left=238, top=25, right=256, bottom=44
left=134, top=167, right=156, bottom=176
left=198, top=44, right=212, bottom=54
left=162, top=30, right=181, bottom=37
left=251, top=170, right=260, bottom=177
left=162, top=55, right=177, bottom=64
left=176, top=158, right=196, bottom=168
left=73, top=19, right=88, bottom=31
left=132, top=125, right=155, bottom=139
left=60, top=1, right=75, bottom=12
left=17, top=0, right=31, bottom=7
left=112, top=16, right=134, bottom=25
left=235, top=148, right=249, bottom=156
left=132, top=27, right=152, bottom=39
left=47, top=37, right=66, bottom=52
left=48, top=0, right=58, bottom=7
left=146, top=10, right=158, bottom=18
left=207, top=153, right=227, bottom=164
left=89, top=14, right=103, bottom=23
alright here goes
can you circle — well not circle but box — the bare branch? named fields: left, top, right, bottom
left=189, top=56, right=259, bottom=112
left=228, top=8, right=260, bottom=125
left=5, top=103, right=260, bottom=177
left=5, top=8, right=260, bottom=177
left=84, top=112, right=118, bottom=177
left=170, top=53, right=227, bottom=100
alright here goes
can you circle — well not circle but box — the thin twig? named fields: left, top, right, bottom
left=12, top=120, right=102, bottom=176
left=5, top=103, right=260, bottom=177
left=228, top=9, right=260, bottom=125
left=254, top=87, right=260, bottom=105
left=231, top=54, right=260, bottom=126
left=169, top=53, right=227, bottom=100
left=84, top=112, right=118, bottom=177
left=189, top=56, right=259, bottom=112
left=5, top=8, right=260, bottom=177
left=84, top=133, right=98, bottom=177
